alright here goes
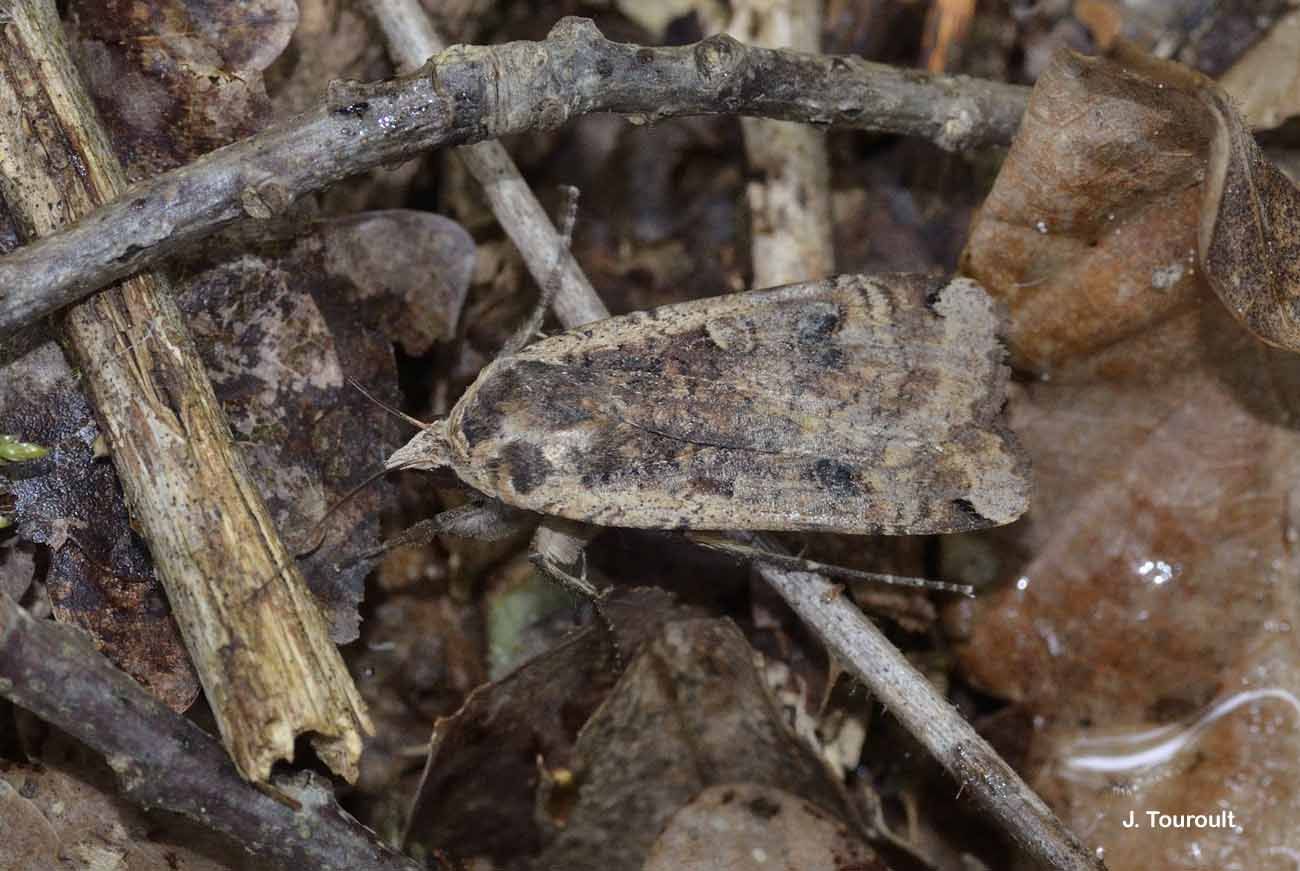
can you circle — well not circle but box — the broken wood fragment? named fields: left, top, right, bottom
left=0, top=592, right=419, bottom=870
left=0, top=0, right=371, bottom=783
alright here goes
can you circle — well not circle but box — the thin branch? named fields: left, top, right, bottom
left=0, top=593, right=425, bottom=871
left=360, top=0, right=615, bottom=326
left=728, top=0, right=836, bottom=285
left=0, top=0, right=371, bottom=783
left=0, top=16, right=1028, bottom=336
left=753, top=550, right=1105, bottom=871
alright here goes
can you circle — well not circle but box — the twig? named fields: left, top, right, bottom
left=754, top=555, right=1104, bottom=870
left=727, top=0, right=836, bottom=285
left=0, top=16, right=1029, bottom=336
left=363, top=0, right=612, bottom=327
left=365, top=0, right=616, bottom=595
left=0, top=0, right=371, bottom=783
left=0, top=592, right=424, bottom=871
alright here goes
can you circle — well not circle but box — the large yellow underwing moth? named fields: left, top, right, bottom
left=388, top=273, right=1030, bottom=536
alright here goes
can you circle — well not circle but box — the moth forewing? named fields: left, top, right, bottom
left=402, top=274, right=1029, bottom=535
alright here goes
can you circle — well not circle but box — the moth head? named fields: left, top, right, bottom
left=386, top=421, right=453, bottom=472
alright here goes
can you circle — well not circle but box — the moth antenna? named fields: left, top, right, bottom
left=500, top=185, right=581, bottom=357
left=336, top=499, right=534, bottom=570
left=686, top=532, right=975, bottom=597
left=299, top=465, right=395, bottom=555
left=318, top=380, right=439, bottom=552
left=347, top=377, right=428, bottom=429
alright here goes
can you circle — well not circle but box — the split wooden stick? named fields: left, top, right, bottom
left=0, top=0, right=371, bottom=783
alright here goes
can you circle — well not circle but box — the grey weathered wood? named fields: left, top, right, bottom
left=0, top=16, right=1029, bottom=337
left=0, top=592, right=422, bottom=871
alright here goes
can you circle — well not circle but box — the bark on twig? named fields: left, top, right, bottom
left=728, top=0, right=836, bottom=285
left=0, top=593, right=423, bottom=871
left=753, top=553, right=1105, bottom=871
left=0, top=0, right=371, bottom=783
left=0, top=16, right=1029, bottom=336
left=363, top=0, right=611, bottom=326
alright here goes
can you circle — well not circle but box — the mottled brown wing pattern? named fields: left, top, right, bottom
left=445, top=274, right=1029, bottom=534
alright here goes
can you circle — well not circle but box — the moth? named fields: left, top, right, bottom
left=385, top=273, right=1029, bottom=555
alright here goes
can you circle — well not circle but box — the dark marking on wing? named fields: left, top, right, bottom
left=811, top=458, right=859, bottom=497
left=924, top=284, right=945, bottom=312
left=949, top=497, right=987, bottom=528
left=499, top=440, right=552, bottom=495
left=797, top=303, right=845, bottom=370
left=459, top=360, right=594, bottom=448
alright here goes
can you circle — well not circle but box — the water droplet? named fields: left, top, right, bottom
left=1136, top=558, right=1176, bottom=586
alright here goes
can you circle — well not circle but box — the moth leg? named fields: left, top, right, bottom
left=528, top=519, right=625, bottom=666
left=499, top=185, right=580, bottom=356
left=337, top=498, right=535, bottom=569
left=528, top=519, right=601, bottom=599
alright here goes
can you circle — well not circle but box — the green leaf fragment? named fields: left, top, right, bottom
left=0, top=434, right=49, bottom=462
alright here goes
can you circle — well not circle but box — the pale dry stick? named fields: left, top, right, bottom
left=364, top=0, right=611, bottom=326
left=365, top=0, right=614, bottom=583
left=756, top=556, right=1105, bottom=871
left=0, top=593, right=426, bottom=871
left=0, top=16, right=1030, bottom=336
left=0, top=0, right=371, bottom=783
left=727, top=0, right=836, bottom=285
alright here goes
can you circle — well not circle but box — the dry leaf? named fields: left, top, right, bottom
left=961, top=49, right=1212, bottom=377
left=1198, top=86, right=1300, bottom=352
left=174, top=210, right=472, bottom=640
left=67, top=0, right=296, bottom=180
left=536, top=619, right=867, bottom=871
left=1030, top=642, right=1300, bottom=868
left=403, top=589, right=694, bottom=864
left=953, top=45, right=1300, bottom=870
left=643, top=783, right=884, bottom=871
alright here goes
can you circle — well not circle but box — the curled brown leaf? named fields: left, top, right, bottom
left=1199, top=86, right=1300, bottom=352
left=960, top=50, right=1213, bottom=377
